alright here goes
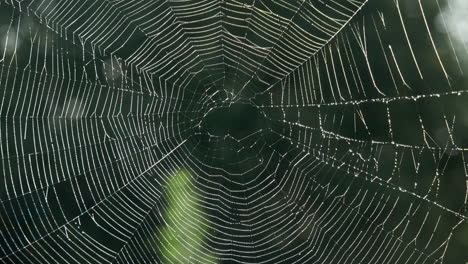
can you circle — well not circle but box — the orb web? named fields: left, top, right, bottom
left=1, top=0, right=468, bottom=263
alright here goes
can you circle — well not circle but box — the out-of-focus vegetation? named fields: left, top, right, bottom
left=159, top=169, right=218, bottom=263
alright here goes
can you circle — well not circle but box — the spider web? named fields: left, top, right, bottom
left=1, top=0, right=467, bottom=263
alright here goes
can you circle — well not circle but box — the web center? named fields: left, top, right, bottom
left=201, top=103, right=266, bottom=140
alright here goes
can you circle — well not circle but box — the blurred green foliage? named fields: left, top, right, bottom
left=159, top=169, right=218, bottom=263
